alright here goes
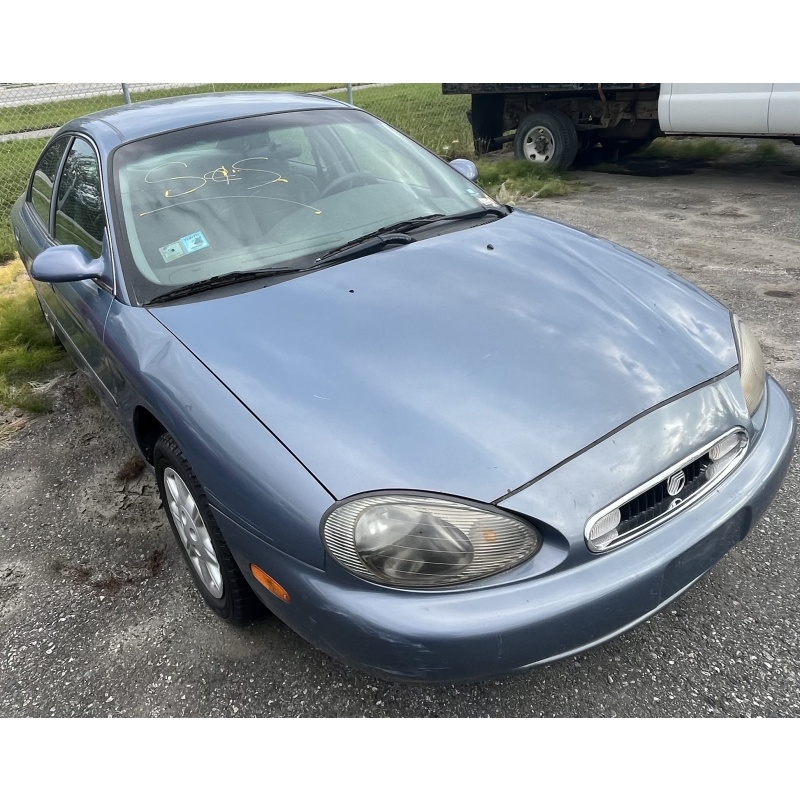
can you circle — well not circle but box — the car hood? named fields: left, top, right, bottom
left=149, top=210, right=737, bottom=502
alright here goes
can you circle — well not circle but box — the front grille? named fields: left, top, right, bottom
left=616, top=453, right=711, bottom=536
left=585, top=428, right=748, bottom=553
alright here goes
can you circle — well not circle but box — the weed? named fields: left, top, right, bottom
left=0, top=415, right=31, bottom=444
left=476, top=158, right=579, bottom=202
left=0, top=378, right=52, bottom=413
left=144, top=548, right=167, bottom=577
left=0, top=259, right=65, bottom=413
left=640, top=138, right=735, bottom=160
left=116, top=455, right=147, bottom=484
left=737, top=141, right=794, bottom=166
left=591, top=136, right=800, bottom=174
left=442, top=140, right=474, bottom=161
left=57, top=547, right=167, bottom=594
left=81, top=384, right=100, bottom=406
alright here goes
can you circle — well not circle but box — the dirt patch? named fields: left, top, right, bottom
left=51, top=548, right=167, bottom=594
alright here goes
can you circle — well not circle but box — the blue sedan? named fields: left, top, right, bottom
left=11, top=92, right=796, bottom=682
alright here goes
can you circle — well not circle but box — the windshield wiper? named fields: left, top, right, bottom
left=413, top=206, right=511, bottom=229
left=313, top=214, right=450, bottom=265
left=314, top=232, right=416, bottom=267
left=443, top=205, right=510, bottom=222
left=145, top=266, right=312, bottom=305
left=313, top=207, right=509, bottom=267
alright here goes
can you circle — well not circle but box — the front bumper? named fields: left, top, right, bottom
left=222, top=376, right=795, bottom=683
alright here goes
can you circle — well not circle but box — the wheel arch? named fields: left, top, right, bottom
left=133, top=405, right=167, bottom=464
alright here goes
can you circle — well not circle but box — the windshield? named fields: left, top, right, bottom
left=111, top=107, right=500, bottom=304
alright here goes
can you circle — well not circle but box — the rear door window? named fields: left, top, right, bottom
left=30, top=136, right=70, bottom=229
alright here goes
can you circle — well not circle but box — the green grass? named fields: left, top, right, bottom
left=476, top=158, right=578, bottom=202
left=736, top=141, right=795, bottom=166
left=637, top=137, right=796, bottom=166
left=0, top=259, right=65, bottom=412
left=342, top=83, right=473, bottom=156
left=639, top=138, right=736, bottom=160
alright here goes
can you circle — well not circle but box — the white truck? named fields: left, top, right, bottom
left=441, top=83, right=800, bottom=169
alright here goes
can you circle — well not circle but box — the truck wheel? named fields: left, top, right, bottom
left=514, top=112, right=578, bottom=169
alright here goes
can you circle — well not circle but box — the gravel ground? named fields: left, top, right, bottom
left=1, top=145, right=798, bottom=718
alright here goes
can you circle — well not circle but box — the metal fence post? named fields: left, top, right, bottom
left=347, top=83, right=353, bottom=105
left=121, top=84, right=132, bottom=104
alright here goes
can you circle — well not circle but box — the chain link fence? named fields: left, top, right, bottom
left=0, top=83, right=473, bottom=260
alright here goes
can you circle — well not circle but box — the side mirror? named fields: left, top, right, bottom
left=449, top=158, right=479, bottom=182
left=31, top=245, right=105, bottom=283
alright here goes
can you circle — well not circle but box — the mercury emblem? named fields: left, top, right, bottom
left=666, top=470, right=686, bottom=496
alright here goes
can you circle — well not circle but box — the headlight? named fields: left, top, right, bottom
left=732, top=314, right=766, bottom=416
left=322, top=494, right=541, bottom=588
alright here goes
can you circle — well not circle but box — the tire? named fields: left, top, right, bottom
left=154, top=433, right=264, bottom=624
left=514, top=111, right=579, bottom=170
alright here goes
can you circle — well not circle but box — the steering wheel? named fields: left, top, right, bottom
left=322, top=171, right=381, bottom=198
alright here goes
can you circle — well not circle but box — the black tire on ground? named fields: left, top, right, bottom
left=154, top=432, right=265, bottom=624
left=513, top=111, right=579, bottom=169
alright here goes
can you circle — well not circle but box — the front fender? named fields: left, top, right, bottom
left=102, top=300, right=334, bottom=568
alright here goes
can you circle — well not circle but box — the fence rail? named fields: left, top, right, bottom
left=0, top=83, right=473, bottom=260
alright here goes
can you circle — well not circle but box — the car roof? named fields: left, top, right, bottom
left=59, top=91, right=352, bottom=149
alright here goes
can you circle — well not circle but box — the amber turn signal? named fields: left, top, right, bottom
left=250, top=564, right=291, bottom=602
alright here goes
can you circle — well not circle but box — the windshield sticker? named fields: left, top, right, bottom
left=159, top=241, right=186, bottom=263
left=181, top=231, right=210, bottom=254
left=478, top=195, right=501, bottom=207
left=159, top=231, right=210, bottom=263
